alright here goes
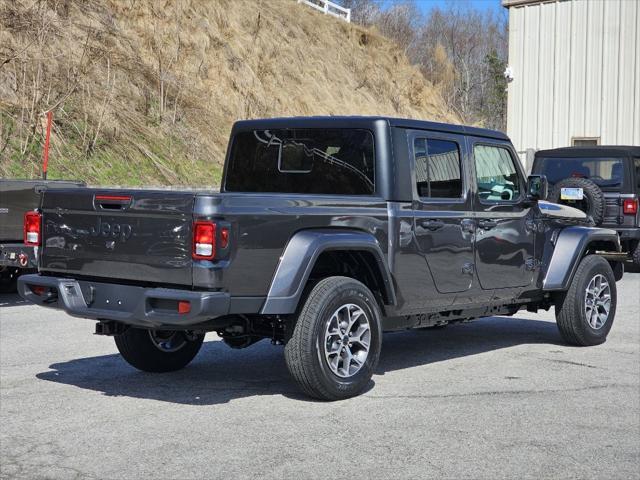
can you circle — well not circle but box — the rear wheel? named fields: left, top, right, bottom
left=555, top=255, right=616, bottom=346
left=632, top=241, right=640, bottom=267
left=284, top=276, right=382, bottom=401
left=0, top=267, right=19, bottom=293
left=114, top=328, right=204, bottom=372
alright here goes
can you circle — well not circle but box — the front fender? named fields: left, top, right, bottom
left=543, top=226, right=620, bottom=291
left=261, top=229, right=395, bottom=315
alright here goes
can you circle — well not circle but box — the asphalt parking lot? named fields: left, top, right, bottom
left=1, top=274, right=638, bottom=479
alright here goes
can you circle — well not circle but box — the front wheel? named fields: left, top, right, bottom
left=555, top=255, right=617, bottom=346
left=284, top=276, right=383, bottom=401
left=114, top=328, right=204, bottom=372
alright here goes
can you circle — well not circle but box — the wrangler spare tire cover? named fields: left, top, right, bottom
left=548, top=177, right=605, bottom=225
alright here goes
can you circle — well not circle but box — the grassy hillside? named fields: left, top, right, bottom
left=0, top=0, right=457, bottom=186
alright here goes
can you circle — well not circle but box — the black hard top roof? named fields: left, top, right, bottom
left=535, top=146, right=640, bottom=158
left=232, top=116, right=509, bottom=141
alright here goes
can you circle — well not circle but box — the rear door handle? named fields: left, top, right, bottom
left=420, top=219, right=445, bottom=231
left=478, top=219, right=498, bottom=230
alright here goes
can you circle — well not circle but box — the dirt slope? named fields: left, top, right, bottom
left=0, top=0, right=457, bottom=186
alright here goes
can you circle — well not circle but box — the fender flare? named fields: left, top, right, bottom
left=261, top=229, right=396, bottom=315
left=542, top=226, right=621, bottom=291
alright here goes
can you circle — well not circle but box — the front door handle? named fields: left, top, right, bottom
left=420, top=219, right=445, bottom=231
left=478, top=219, right=498, bottom=230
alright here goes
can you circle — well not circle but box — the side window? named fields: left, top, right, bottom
left=414, top=138, right=463, bottom=199
left=635, top=158, right=640, bottom=192
left=474, top=144, right=522, bottom=201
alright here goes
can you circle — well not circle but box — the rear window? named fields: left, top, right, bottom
left=536, top=157, right=625, bottom=189
left=414, top=138, right=463, bottom=198
left=224, top=129, right=375, bottom=195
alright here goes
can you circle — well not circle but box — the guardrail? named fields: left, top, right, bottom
left=297, top=0, right=351, bottom=23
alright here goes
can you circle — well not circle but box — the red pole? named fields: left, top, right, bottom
left=42, top=110, right=53, bottom=179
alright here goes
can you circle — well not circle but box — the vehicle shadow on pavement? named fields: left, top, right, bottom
left=0, top=293, right=27, bottom=308
left=35, top=316, right=563, bottom=405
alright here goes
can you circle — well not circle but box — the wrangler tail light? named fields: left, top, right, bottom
left=24, top=211, right=42, bottom=246
left=623, top=199, right=638, bottom=215
left=193, top=221, right=216, bottom=259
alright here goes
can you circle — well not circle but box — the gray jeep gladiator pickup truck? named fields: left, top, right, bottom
left=18, top=117, right=623, bottom=400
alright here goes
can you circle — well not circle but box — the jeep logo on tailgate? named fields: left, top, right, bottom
left=90, top=217, right=133, bottom=243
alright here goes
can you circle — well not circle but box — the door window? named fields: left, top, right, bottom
left=474, top=145, right=521, bottom=201
left=414, top=138, right=463, bottom=199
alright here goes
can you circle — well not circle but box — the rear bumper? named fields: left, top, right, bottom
left=615, top=228, right=640, bottom=241
left=17, top=274, right=232, bottom=328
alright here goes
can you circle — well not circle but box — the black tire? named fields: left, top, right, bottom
left=0, top=268, right=19, bottom=293
left=114, top=328, right=204, bottom=372
left=632, top=241, right=640, bottom=267
left=555, top=255, right=617, bottom=346
left=284, top=276, right=383, bottom=401
left=548, top=178, right=605, bottom=225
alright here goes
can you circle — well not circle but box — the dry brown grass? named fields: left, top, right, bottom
left=0, top=0, right=458, bottom=186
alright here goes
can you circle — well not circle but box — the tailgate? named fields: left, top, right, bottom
left=40, top=189, right=195, bottom=286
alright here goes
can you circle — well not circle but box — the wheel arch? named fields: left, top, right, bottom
left=261, top=229, right=396, bottom=315
left=543, top=226, right=621, bottom=291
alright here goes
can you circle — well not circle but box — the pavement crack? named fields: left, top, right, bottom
left=541, top=358, right=599, bottom=368
left=365, top=383, right=636, bottom=400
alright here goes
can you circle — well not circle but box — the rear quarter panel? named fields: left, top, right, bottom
left=192, top=193, right=390, bottom=296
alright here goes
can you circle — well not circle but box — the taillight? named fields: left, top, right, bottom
left=193, top=221, right=216, bottom=259
left=623, top=199, right=638, bottom=215
left=178, top=301, right=191, bottom=314
left=24, top=211, right=42, bottom=246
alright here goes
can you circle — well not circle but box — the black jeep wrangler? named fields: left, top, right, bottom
left=18, top=117, right=623, bottom=400
left=0, top=179, right=84, bottom=292
left=532, top=146, right=640, bottom=266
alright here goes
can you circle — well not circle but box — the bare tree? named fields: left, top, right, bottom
left=339, top=0, right=380, bottom=27
left=374, top=1, right=421, bottom=54
left=344, top=0, right=508, bottom=128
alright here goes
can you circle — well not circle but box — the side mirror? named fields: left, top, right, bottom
left=527, top=174, right=548, bottom=201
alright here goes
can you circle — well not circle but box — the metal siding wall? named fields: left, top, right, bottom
left=553, top=0, right=572, bottom=148
left=600, top=0, right=620, bottom=145
left=569, top=0, right=588, bottom=139
left=584, top=0, right=604, bottom=138
left=617, top=0, right=638, bottom=144
left=537, top=1, right=556, bottom=150
left=521, top=4, right=540, bottom=154
left=635, top=3, right=640, bottom=146
left=506, top=0, right=640, bottom=155
left=507, top=6, right=525, bottom=155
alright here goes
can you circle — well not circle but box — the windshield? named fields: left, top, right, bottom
left=224, top=129, right=375, bottom=195
left=537, top=157, right=625, bottom=189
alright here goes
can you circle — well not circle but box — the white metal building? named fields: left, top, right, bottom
left=503, top=0, right=640, bottom=169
